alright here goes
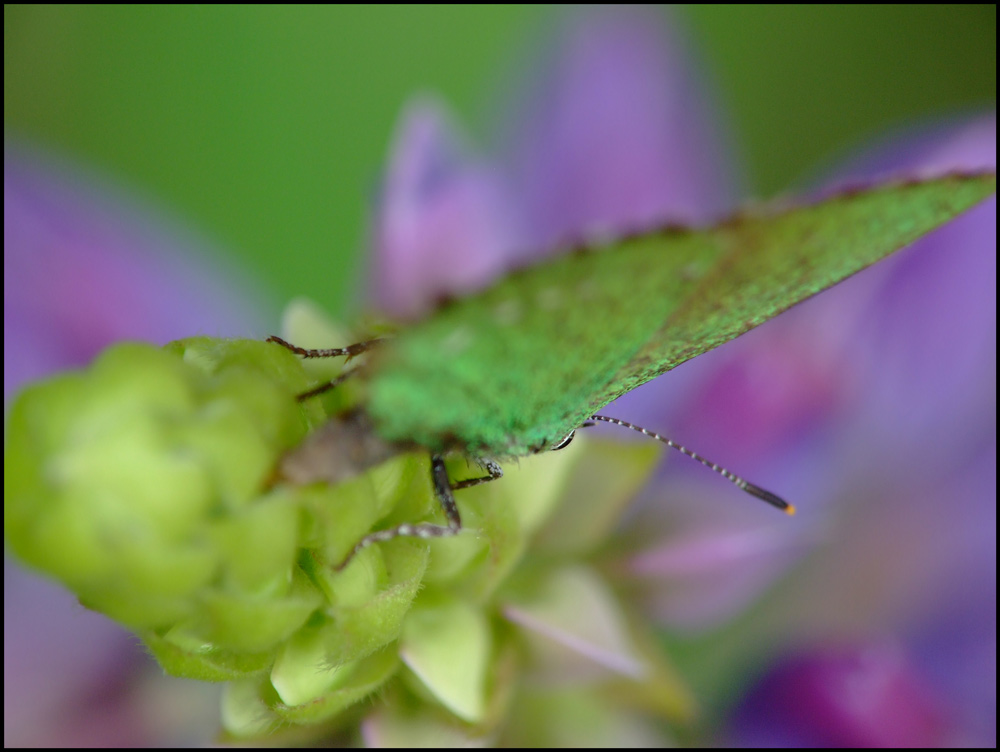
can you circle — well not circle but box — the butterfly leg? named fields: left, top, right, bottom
left=266, top=335, right=386, bottom=360
left=451, top=459, right=503, bottom=490
left=267, top=335, right=386, bottom=400
left=293, top=370, right=357, bottom=402
left=334, top=455, right=503, bottom=570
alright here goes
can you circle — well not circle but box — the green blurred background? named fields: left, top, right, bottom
left=5, top=5, right=995, bottom=318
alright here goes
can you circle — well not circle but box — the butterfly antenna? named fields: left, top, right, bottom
left=589, top=414, right=795, bottom=515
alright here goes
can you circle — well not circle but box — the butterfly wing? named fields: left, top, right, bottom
left=366, top=172, right=995, bottom=457
left=598, top=172, right=997, bottom=402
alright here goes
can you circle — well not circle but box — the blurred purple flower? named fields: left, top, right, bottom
left=370, top=6, right=737, bottom=320
left=504, top=6, right=738, bottom=245
left=698, top=119, right=995, bottom=747
left=369, top=99, right=523, bottom=319
left=4, top=145, right=272, bottom=397
left=729, top=644, right=949, bottom=748
left=367, top=6, right=995, bottom=746
left=4, top=143, right=272, bottom=745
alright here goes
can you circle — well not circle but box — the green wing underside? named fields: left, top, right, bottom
left=367, top=173, right=996, bottom=457
left=609, top=173, right=998, bottom=398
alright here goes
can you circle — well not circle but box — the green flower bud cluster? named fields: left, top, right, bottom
left=5, top=306, right=696, bottom=745
left=5, top=338, right=324, bottom=667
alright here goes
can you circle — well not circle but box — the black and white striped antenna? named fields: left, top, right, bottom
left=588, top=414, right=795, bottom=515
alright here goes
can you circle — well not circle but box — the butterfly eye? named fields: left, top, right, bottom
left=551, top=430, right=576, bottom=451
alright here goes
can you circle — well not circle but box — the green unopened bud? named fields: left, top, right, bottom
left=5, top=339, right=312, bottom=637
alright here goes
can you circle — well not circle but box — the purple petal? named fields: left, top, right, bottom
left=367, top=97, right=521, bottom=318
left=768, top=437, right=995, bottom=661
left=823, top=116, right=996, bottom=466
left=3, top=564, right=143, bottom=746
left=616, top=484, right=816, bottom=629
left=728, top=644, right=950, bottom=748
left=505, top=6, right=740, bottom=248
left=4, top=563, right=222, bottom=747
left=824, top=113, right=997, bottom=185
left=4, top=143, right=274, bottom=398
left=911, top=584, right=997, bottom=746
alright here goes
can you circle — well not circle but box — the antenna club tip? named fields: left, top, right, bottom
left=783, top=503, right=797, bottom=516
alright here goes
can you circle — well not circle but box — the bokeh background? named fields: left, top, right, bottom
left=5, top=6, right=995, bottom=317
left=4, top=5, right=996, bottom=746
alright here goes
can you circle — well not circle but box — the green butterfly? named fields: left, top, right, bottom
left=272, top=172, right=995, bottom=566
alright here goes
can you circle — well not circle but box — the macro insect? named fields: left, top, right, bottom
left=270, top=173, right=995, bottom=568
